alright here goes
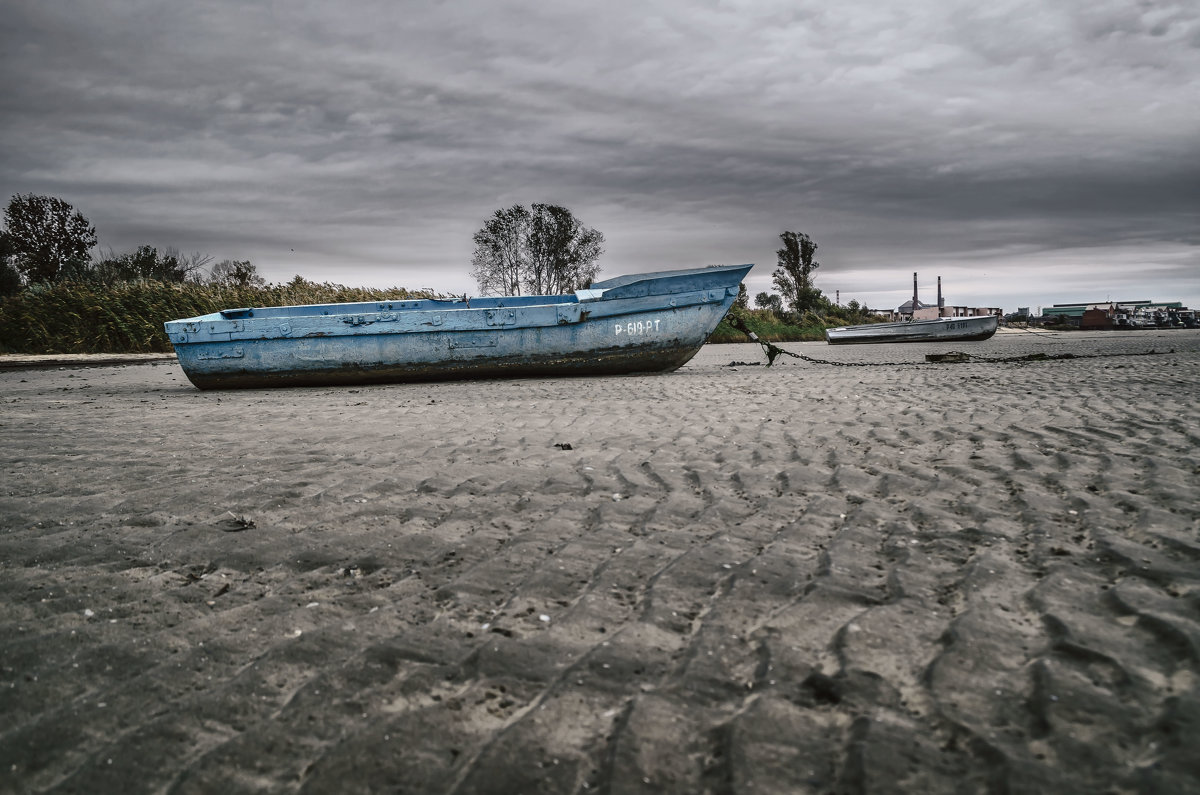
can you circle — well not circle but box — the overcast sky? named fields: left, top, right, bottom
left=2, top=0, right=1197, bottom=312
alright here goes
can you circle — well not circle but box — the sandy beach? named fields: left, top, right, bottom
left=2, top=329, right=1198, bottom=794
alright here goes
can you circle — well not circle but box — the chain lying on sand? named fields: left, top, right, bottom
left=799, top=349, right=1173, bottom=367
left=724, top=315, right=1174, bottom=367
left=723, top=315, right=804, bottom=366
left=947, top=349, right=1173, bottom=364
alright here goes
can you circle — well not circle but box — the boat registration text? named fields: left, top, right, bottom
left=615, top=318, right=661, bottom=336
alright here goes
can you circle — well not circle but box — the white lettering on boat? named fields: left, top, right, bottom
left=614, top=318, right=662, bottom=336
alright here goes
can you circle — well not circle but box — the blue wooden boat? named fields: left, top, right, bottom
left=164, top=264, right=752, bottom=389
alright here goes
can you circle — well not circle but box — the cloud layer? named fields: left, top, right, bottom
left=2, top=0, right=1197, bottom=310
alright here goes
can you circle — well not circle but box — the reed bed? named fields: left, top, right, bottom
left=0, top=280, right=429, bottom=354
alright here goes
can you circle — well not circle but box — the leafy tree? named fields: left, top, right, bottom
left=772, top=231, right=822, bottom=314
left=754, top=291, right=783, bottom=314
left=208, top=259, right=265, bottom=287
left=0, top=231, right=20, bottom=296
left=471, top=203, right=604, bottom=296
left=0, top=263, right=18, bottom=297
left=3, top=194, right=97, bottom=283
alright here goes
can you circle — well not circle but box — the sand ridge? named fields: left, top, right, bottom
left=2, top=331, right=1199, bottom=793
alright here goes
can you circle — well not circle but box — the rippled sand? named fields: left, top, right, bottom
left=2, top=330, right=1198, bottom=793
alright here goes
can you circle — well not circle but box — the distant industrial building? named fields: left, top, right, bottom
left=889, top=275, right=1000, bottom=321
left=1039, top=300, right=1194, bottom=329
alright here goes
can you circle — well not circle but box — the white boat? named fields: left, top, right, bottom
left=826, top=314, right=998, bottom=345
left=827, top=272, right=999, bottom=344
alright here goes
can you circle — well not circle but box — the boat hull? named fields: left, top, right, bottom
left=825, top=314, right=998, bottom=345
left=165, top=264, right=751, bottom=389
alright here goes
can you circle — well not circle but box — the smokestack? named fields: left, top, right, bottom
left=913, top=272, right=918, bottom=316
left=938, top=276, right=944, bottom=313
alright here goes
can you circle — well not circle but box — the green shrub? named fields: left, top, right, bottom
left=709, top=305, right=886, bottom=344
left=708, top=308, right=824, bottom=343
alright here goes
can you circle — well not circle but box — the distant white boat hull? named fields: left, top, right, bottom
left=826, top=315, right=998, bottom=345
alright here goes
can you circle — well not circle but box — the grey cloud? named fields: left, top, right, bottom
left=1, top=0, right=1197, bottom=309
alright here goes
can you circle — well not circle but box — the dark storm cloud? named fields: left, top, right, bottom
left=1, top=0, right=1197, bottom=309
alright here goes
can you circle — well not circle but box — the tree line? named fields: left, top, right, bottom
left=0, top=195, right=603, bottom=299
left=468, top=206, right=873, bottom=328
left=0, top=194, right=265, bottom=295
left=2, top=192, right=874, bottom=331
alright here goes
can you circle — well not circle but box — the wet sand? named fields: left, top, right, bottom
left=2, top=330, right=1199, bottom=793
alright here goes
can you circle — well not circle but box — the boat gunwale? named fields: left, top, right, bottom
left=169, top=264, right=754, bottom=326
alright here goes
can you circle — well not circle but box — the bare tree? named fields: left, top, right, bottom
left=471, top=205, right=530, bottom=296
left=91, top=246, right=211, bottom=283
left=471, top=204, right=604, bottom=296
left=208, top=259, right=265, bottom=287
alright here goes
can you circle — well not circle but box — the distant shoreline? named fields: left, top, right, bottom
left=0, top=353, right=177, bottom=370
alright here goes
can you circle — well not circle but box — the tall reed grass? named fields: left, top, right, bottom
left=0, top=279, right=429, bottom=354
